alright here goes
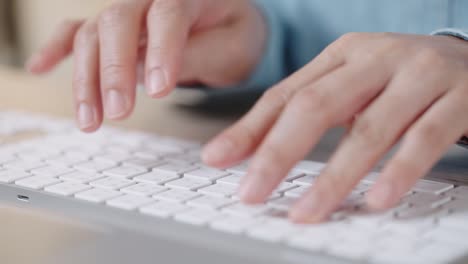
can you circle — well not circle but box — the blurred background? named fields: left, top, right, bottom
left=0, top=0, right=105, bottom=78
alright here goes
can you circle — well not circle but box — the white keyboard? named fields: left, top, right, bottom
left=1, top=111, right=468, bottom=264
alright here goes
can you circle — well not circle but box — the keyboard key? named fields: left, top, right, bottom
left=5, top=160, right=47, bottom=171
left=106, top=194, right=154, bottom=210
left=174, top=208, right=223, bottom=226
left=284, top=185, right=309, bottom=198
left=153, top=162, right=198, bottom=176
left=225, top=163, right=249, bottom=174
left=274, top=182, right=298, bottom=193
left=247, top=220, right=301, bottom=242
left=44, top=182, right=91, bottom=196
left=74, top=160, right=116, bottom=173
left=187, top=195, right=235, bottom=210
left=210, top=216, right=261, bottom=234
left=15, top=176, right=61, bottom=190
left=90, top=177, right=134, bottom=190
left=293, top=161, right=325, bottom=173
left=134, top=171, right=180, bottom=185
left=0, top=169, right=31, bottom=183
left=153, top=189, right=200, bottom=203
left=217, top=174, right=243, bottom=186
left=443, top=186, right=468, bottom=200
left=140, top=201, right=190, bottom=218
left=185, top=167, right=229, bottom=181
left=165, top=177, right=212, bottom=191
left=223, top=203, right=271, bottom=217
left=75, top=188, right=122, bottom=203
left=292, top=174, right=319, bottom=186
left=123, top=158, right=164, bottom=169
left=268, top=196, right=297, bottom=211
left=59, top=171, right=104, bottom=183
left=93, top=152, right=132, bottom=164
left=30, top=165, right=74, bottom=177
left=198, top=183, right=238, bottom=198
left=121, top=183, right=167, bottom=196
left=411, top=180, right=453, bottom=194
left=102, top=165, right=148, bottom=178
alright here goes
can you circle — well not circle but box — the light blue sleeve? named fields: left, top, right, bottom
left=431, top=28, right=468, bottom=41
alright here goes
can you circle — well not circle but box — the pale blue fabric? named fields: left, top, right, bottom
left=244, top=0, right=468, bottom=90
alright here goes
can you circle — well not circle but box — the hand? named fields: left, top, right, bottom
left=26, top=0, right=266, bottom=132
left=202, top=32, right=468, bottom=223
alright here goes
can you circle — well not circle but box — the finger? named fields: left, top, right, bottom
left=289, top=63, right=448, bottom=223
left=144, top=0, right=197, bottom=97
left=73, top=21, right=102, bottom=132
left=98, top=0, right=151, bottom=120
left=367, top=89, right=468, bottom=209
left=239, top=62, right=390, bottom=204
left=202, top=42, right=346, bottom=167
left=27, top=19, right=83, bottom=74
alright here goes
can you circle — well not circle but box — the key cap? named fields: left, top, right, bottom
left=187, top=195, right=235, bottom=210
left=134, top=171, right=180, bottom=185
left=74, top=160, right=116, bottom=173
left=121, top=183, right=167, bottom=196
left=153, top=189, right=200, bottom=203
left=217, top=174, right=243, bottom=185
left=45, top=182, right=91, bottom=196
left=223, top=203, right=271, bottom=217
left=443, top=186, right=468, bottom=200
left=59, top=171, right=104, bottom=183
left=30, top=165, right=74, bottom=177
left=361, top=172, right=380, bottom=184
left=174, top=208, right=223, bottom=226
left=152, top=162, right=198, bottom=176
left=284, top=185, right=309, bottom=198
left=284, top=171, right=306, bottom=182
left=274, top=182, right=298, bottom=193
left=0, top=154, right=16, bottom=164
left=5, top=160, right=47, bottom=171
left=75, top=188, right=122, bottom=203
left=102, top=165, right=147, bottom=178
left=210, top=216, right=261, bottom=234
left=438, top=211, right=468, bottom=231
left=198, top=183, right=238, bottom=198
left=402, top=192, right=446, bottom=207
left=0, top=169, right=31, bottom=183
left=293, top=161, right=325, bottom=173
left=46, top=154, right=88, bottom=167
left=185, top=167, right=229, bottom=181
left=268, top=196, right=297, bottom=211
left=292, top=174, right=319, bottom=186
left=327, top=242, right=371, bottom=261
left=287, top=233, right=328, bottom=252
left=16, top=148, right=61, bottom=161
left=106, top=194, right=154, bottom=210
left=225, top=163, right=249, bottom=174
left=15, top=176, right=61, bottom=190
left=165, top=177, right=211, bottom=191
left=90, top=177, right=134, bottom=190
left=93, top=152, right=132, bottom=164
left=247, top=219, right=302, bottom=242
left=411, top=180, right=453, bottom=194
left=140, top=201, right=190, bottom=218
left=123, top=158, right=164, bottom=169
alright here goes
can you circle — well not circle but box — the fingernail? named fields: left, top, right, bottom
left=367, top=181, right=395, bottom=209
left=105, top=89, right=127, bottom=119
left=147, top=68, right=167, bottom=95
left=77, top=102, right=95, bottom=129
left=202, top=137, right=234, bottom=164
left=290, top=192, right=322, bottom=223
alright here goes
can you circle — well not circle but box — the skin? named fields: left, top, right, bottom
left=28, top=0, right=468, bottom=224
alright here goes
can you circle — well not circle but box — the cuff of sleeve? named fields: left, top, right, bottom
left=227, top=0, right=287, bottom=92
left=431, top=28, right=468, bottom=41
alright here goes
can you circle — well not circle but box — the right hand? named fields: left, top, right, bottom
left=26, top=0, right=267, bottom=132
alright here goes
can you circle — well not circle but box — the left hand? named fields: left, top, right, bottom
left=202, top=32, right=468, bottom=223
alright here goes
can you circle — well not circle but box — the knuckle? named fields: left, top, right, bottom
left=350, top=116, right=383, bottom=146
left=411, top=121, right=444, bottom=144
left=290, top=88, right=331, bottom=119
left=101, top=62, right=128, bottom=83
left=74, top=23, right=97, bottom=46
left=258, top=87, right=290, bottom=112
left=149, top=0, right=185, bottom=18
left=99, top=3, right=130, bottom=28
left=412, top=48, right=447, bottom=70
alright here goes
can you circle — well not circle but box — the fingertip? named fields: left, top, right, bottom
left=365, top=181, right=398, bottom=210
left=202, top=137, right=235, bottom=165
